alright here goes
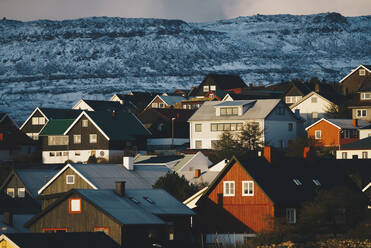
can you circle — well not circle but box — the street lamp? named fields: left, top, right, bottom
left=171, top=117, right=175, bottom=147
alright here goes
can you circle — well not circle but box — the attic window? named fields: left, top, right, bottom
left=313, top=179, right=321, bottom=186
left=361, top=92, right=371, bottom=100
left=311, top=97, right=317, bottom=103
left=359, top=69, right=366, bottom=76
left=293, top=179, right=302, bottom=186
left=18, top=188, right=25, bottom=198
left=143, top=196, right=155, bottom=204
left=210, top=85, right=216, bottom=91
left=66, top=175, right=75, bottom=185
left=82, top=120, right=88, bottom=127
left=6, top=188, right=15, bottom=198
left=203, top=86, right=209, bottom=92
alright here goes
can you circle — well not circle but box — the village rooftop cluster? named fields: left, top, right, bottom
left=0, top=65, right=370, bottom=247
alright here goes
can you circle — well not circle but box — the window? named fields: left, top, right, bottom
left=169, top=232, right=174, bottom=241
left=356, top=109, right=367, bottom=117
left=285, top=96, right=293, bottom=104
left=75, top=151, right=80, bottom=156
left=286, top=208, right=296, bottom=224
left=195, top=124, right=202, bottom=132
left=311, top=97, right=317, bottom=103
left=66, top=175, right=75, bottom=184
left=152, top=103, right=158, bottom=108
left=56, top=152, right=62, bottom=156
left=288, top=123, right=293, bottom=131
left=27, top=133, right=39, bottom=140
left=293, top=179, right=302, bottom=186
left=18, top=188, right=25, bottom=198
left=82, top=120, right=88, bottom=127
left=312, top=112, right=318, bottom=119
left=211, top=123, right=217, bottom=131
left=89, top=134, right=97, bottom=143
left=69, top=198, right=81, bottom=213
left=6, top=188, right=15, bottom=198
left=159, top=103, right=165, bottom=108
left=94, top=227, right=109, bottom=235
left=195, top=140, right=202, bottom=149
left=362, top=152, right=368, bottom=159
left=342, top=152, right=347, bottom=159
left=242, top=181, right=254, bottom=196
left=361, top=92, right=371, bottom=100
left=315, top=130, right=322, bottom=139
left=209, top=93, right=214, bottom=98
left=359, top=69, right=366, bottom=76
left=220, top=107, right=238, bottom=116
left=43, top=228, right=67, bottom=233
left=223, top=181, right=235, bottom=196
left=210, top=123, right=243, bottom=132
left=73, top=135, right=81, bottom=144
left=32, top=117, right=45, bottom=125
left=203, top=85, right=209, bottom=92
left=210, top=85, right=216, bottom=91
left=48, top=136, right=69, bottom=146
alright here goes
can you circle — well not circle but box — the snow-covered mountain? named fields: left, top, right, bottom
left=0, top=13, right=370, bottom=123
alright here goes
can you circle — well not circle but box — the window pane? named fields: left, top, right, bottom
left=232, top=108, right=238, bottom=115
left=217, top=124, right=224, bottom=131
left=220, top=108, right=226, bottom=116
left=18, top=188, right=25, bottom=198
left=230, top=124, right=236, bottom=131
left=224, top=123, right=231, bottom=131
left=211, top=124, right=217, bottom=131
left=90, top=134, right=97, bottom=143
left=70, top=199, right=81, bottom=212
left=237, top=123, right=243, bottom=131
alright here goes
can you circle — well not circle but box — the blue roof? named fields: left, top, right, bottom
left=15, top=169, right=59, bottom=197
left=159, top=95, right=186, bottom=106
left=0, top=214, right=33, bottom=233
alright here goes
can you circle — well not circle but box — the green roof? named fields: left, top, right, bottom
left=39, top=119, right=75, bottom=135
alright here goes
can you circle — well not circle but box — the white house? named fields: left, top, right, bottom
left=336, top=136, right=371, bottom=159
left=360, top=125, right=371, bottom=139
left=188, top=99, right=304, bottom=149
left=290, top=91, right=335, bottom=126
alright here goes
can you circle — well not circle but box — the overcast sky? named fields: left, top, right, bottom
left=0, top=0, right=370, bottom=22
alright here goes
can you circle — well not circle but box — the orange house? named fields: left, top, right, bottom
left=305, top=118, right=368, bottom=147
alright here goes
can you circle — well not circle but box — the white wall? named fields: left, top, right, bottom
left=147, top=138, right=189, bottom=146
left=360, top=129, right=371, bottom=139
left=336, top=150, right=371, bottom=159
left=42, top=149, right=110, bottom=164
left=72, top=101, right=93, bottom=111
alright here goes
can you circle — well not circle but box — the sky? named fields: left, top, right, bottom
left=0, top=0, right=370, bottom=22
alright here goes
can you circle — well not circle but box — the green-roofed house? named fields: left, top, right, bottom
left=40, top=111, right=151, bottom=164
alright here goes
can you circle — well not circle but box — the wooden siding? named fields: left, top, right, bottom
left=342, top=67, right=371, bottom=95
left=208, top=161, right=274, bottom=232
left=0, top=239, right=15, bottom=248
left=41, top=167, right=94, bottom=196
left=307, top=120, right=340, bottom=147
left=20, top=109, right=46, bottom=133
left=146, top=96, right=169, bottom=110
left=2, top=174, right=33, bottom=199
left=29, top=193, right=123, bottom=245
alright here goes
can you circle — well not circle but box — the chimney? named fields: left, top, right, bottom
left=303, top=147, right=310, bottom=159
left=352, top=119, right=358, bottom=127
left=264, top=146, right=271, bottom=163
left=115, top=181, right=126, bottom=197
left=315, top=83, right=320, bottom=93
left=294, top=109, right=300, bottom=118
left=112, top=110, right=116, bottom=119
left=123, top=156, right=134, bottom=170
left=3, top=212, right=12, bottom=226
left=194, top=169, right=201, bottom=178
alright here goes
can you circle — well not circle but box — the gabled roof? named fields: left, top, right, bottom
left=188, top=99, right=282, bottom=121
left=158, top=95, right=187, bottom=106
left=73, top=99, right=127, bottom=112
left=64, top=111, right=151, bottom=141
left=305, top=118, right=369, bottom=130
left=135, top=155, right=183, bottom=165
left=183, top=187, right=208, bottom=209
left=39, top=119, right=75, bottom=135
left=285, top=82, right=312, bottom=96
left=202, top=74, right=247, bottom=90
left=339, top=65, right=371, bottom=83
left=289, top=91, right=335, bottom=109
left=138, top=108, right=196, bottom=123
left=0, top=233, right=120, bottom=248
left=340, top=136, right=371, bottom=150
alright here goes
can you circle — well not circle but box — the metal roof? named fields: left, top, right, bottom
left=215, top=100, right=255, bottom=107
left=172, top=154, right=195, bottom=172
left=340, top=136, right=371, bottom=150
left=0, top=214, right=33, bottom=233
left=328, top=119, right=369, bottom=129
left=159, top=95, right=186, bottom=106
left=39, top=119, right=75, bottom=135
left=15, top=169, right=59, bottom=197
left=188, top=99, right=281, bottom=121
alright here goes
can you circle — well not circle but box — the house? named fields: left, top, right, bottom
left=290, top=91, right=336, bottom=126
left=188, top=99, right=304, bottom=149
left=39, top=111, right=151, bottom=164
left=144, top=95, right=186, bottom=110
left=25, top=187, right=194, bottom=247
left=266, top=82, right=312, bottom=106
left=336, top=136, right=371, bottom=159
left=0, top=213, right=33, bottom=234
left=19, top=108, right=81, bottom=141
left=0, top=113, right=37, bottom=162
left=305, top=118, right=369, bottom=147
left=222, top=90, right=283, bottom=101
left=110, top=92, right=159, bottom=113
left=348, top=78, right=371, bottom=122
left=192, top=154, right=364, bottom=245
left=339, top=64, right=371, bottom=95
left=138, top=108, right=195, bottom=148
left=72, top=99, right=127, bottom=112
left=134, top=155, right=184, bottom=168
left=360, top=124, right=371, bottom=139
left=190, top=74, right=247, bottom=97
left=0, top=232, right=120, bottom=248
left=180, top=97, right=211, bottom=110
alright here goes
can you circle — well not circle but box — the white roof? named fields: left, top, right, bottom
left=209, top=159, right=228, bottom=172
left=183, top=187, right=208, bottom=209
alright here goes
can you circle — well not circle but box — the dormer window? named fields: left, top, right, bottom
left=220, top=107, right=238, bottom=116
left=203, top=86, right=209, bottom=92
left=360, top=92, right=371, bottom=100
left=359, top=69, right=366, bottom=76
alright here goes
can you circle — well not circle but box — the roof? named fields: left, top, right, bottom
left=339, top=65, right=371, bottom=83
left=203, top=74, right=247, bottom=90
left=305, top=118, right=369, bottom=130
left=172, top=154, right=195, bottom=171
left=134, top=155, right=184, bottom=165
left=0, top=123, right=35, bottom=148
left=215, top=100, right=256, bottom=107
left=0, top=214, right=33, bottom=233
left=1, top=232, right=120, bottom=248
left=39, top=108, right=82, bottom=119
left=188, top=99, right=281, bottom=121
left=76, top=99, right=127, bottom=112
left=65, top=111, right=151, bottom=141
left=340, top=136, right=371, bottom=150
left=226, top=91, right=283, bottom=100
left=159, top=95, right=187, bottom=106
left=39, top=119, right=75, bottom=135
left=289, top=91, right=335, bottom=109
left=138, top=108, right=196, bottom=123
left=183, top=187, right=208, bottom=209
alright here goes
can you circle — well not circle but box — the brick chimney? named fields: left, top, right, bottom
left=264, top=146, right=271, bottom=163
left=194, top=169, right=201, bottom=178
left=3, top=212, right=12, bottom=226
left=115, top=181, right=126, bottom=197
left=352, top=119, right=358, bottom=127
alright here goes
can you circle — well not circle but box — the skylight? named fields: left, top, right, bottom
left=143, top=196, right=155, bottom=204
left=313, top=179, right=321, bottom=186
left=129, top=197, right=139, bottom=204
left=293, top=179, right=302, bottom=186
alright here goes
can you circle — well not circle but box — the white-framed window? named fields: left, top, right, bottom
left=286, top=208, right=296, bottom=224
left=288, top=123, right=293, bottom=131
left=359, top=69, right=366, bottom=76
left=203, top=85, right=209, bottom=92
left=159, top=103, right=165, bottom=108
left=311, top=97, right=317, bottom=103
left=210, top=85, right=216, bottom=91
left=69, top=198, right=81, bottom=213
left=223, top=181, right=235, bottom=196
left=32, top=117, right=45, bottom=125
left=220, top=107, right=238, bottom=116
left=361, top=92, right=371, bottom=100
left=183, top=105, right=187, bottom=109
left=210, top=123, right=243, bottom=132
left=195, top=124, right=202, bottom=132
left=356, top=109, right=367, bottom=117
left=312, top=112, right=318, bottom=119
left=7, top=188, right=15, bottom=198
left=66, top=175, right=75, bottom=184
left=89, top=134, right=97, bottom=143
left=315, top=130, right=322, bottom=139
left=209, top=93, right=214, bottom=99
left=342, top=152, right=347, bottom=159
left=285, top=96, right=293, bottom=104
left=73, top=135, right=81, bottom=144
left=242, top=181, right=254, bottom=196
left=26, top=133, right=39, bottom=140
left=48, top=136, right=69, bottom=146
left=82, top=120, right=88, bottom=127
left=152, top=103, right=158, bottom=108
left=49, top=152, right=55, bottom=157
left=18, top=188, right=25, bottom=198
left=362, top=152, right=368, bottom=159
left=195, top=140, right=202, bottom=149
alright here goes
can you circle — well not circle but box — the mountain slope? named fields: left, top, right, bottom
left=0, top=13, right=370, bottom=123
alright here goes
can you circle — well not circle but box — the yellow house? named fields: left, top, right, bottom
left=0, top=234, right=18, bottom=248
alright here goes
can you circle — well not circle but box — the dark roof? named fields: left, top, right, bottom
left=138, top=108, right=196, bottom=123
left=79, top=99, right=127, bottom=112
left=3, top=232, right=120, bottom=248
left=0, top=113, right=7, bottom=122
left=0, top=122, right=35, bottom=148
left=359, top=78, right=371, bottom=92
left=228, top=90, right=283, bottom=100
left=363, top=65, right=371, bottom=70
left=0, top=214, right=33, bottom=233
left=340, top=136, right=371, bottom=150
left=39, top=108, right=82, bottom=120
left=81, top=111, right=151, bottom=140
left=203, top=74, right=247, bottom=90
left=0, top=195, right=41, bottom=214
left=39, top=119, right=75, bottom=135
left=135, top=155, right=183, bottom=164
